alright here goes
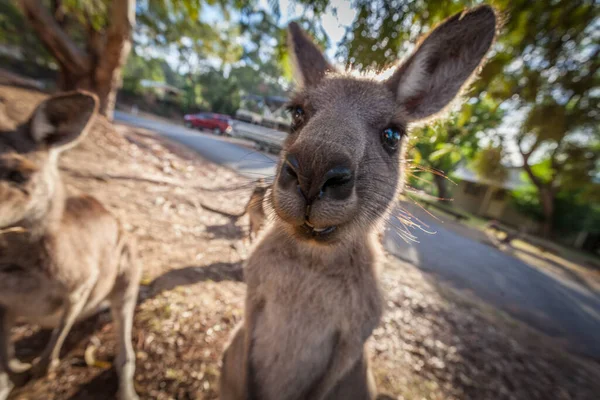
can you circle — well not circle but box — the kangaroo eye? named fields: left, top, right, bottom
left=7, top=171, right=27, bottom=184
left=381, top=127, right=403, bottom=152
left=293, top=106, right=304, bottom=118
left=288, top=106, right=305, bottom=131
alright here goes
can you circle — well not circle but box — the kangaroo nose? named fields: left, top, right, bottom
left=278, top=154, right=354, bottom=202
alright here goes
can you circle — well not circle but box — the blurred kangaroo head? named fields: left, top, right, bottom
left=273, top=6, right=497, bottom=243
left=0, top=91, right=98, bottom=228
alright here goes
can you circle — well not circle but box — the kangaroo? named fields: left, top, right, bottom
left=245, top=179, right=270, bottom=242
left=0, top=92, right=139, bottom=400
left=220, top=6, right=497, bottom=400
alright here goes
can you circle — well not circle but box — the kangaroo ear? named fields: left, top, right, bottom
left=29, top=91, right=98, bottom=151
left=288, top=22, right=335, bottom=88
left=386, top=6, right=498, bottom=121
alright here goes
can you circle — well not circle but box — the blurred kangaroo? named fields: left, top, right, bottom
left=0, top=92, right=140, bottom=400
left=245, top=179, right=269, bottom=241
left=220, top=6, right=498, bottom=400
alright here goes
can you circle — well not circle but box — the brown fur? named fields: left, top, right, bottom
left=220, top=6, right=498, bottom=400
left=245, top=179, right=269, bottom=242
left=0, top=92, right=139, bottom=400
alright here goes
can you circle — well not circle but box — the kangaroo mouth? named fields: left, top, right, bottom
left=301, top=220, right=337, bottom=238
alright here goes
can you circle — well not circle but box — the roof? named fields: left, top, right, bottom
left=453, top=165, right=526, bottom=191
left=140, top=80, right=182, bottom=95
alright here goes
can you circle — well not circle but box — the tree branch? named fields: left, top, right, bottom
left=517, top=132, right=541, bottom=159
left=518, top=136, right=544, bottom=188
left=50, top=0, right=66, bottom=28
left=83, top=8, right=103, bottom=59
left=19, top=0, right=89, bottom=74
left=549, top=138, right=564, bottom=171
left=99, top=0, right=135, bottom=72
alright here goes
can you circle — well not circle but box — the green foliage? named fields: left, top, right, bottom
left=122, top=51, right=167, bottom=94
left=337, top=0, right=476, bottom=70
left=471, top=146, right=508, bottom=184
left=511, top=184, right=600, bottom=234
left=491, top=0, right=598, bottom=206
left=510, top=184, right=545, bottom=222
left=0, top=2, right=53, bottom=68
left=410, top=98, right=504, bottom=193
left=196, top=68, right=241, bottom=115
left=236, top=10, right=289, bottom=95
left=238, top=6, right=329, bottom=90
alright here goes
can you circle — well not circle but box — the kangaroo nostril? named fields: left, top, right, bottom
left=322, top=167, right=353, bottom=189
left=320, top=166, right=354, bottom=201
left=284, top=163, right=297, bottom=179
left=284, top=155, right=300, bottom=179
left=286, top=154, right=300, bottom=171
left=278, top=154, right=301, bottom=191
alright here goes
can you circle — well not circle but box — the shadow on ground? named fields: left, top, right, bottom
left=205, top=223, right=246, bottom=241
left=507, top=244, right=599, bottom=295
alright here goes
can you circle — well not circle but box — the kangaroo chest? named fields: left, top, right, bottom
left=247, top=259, right=381, bottom=400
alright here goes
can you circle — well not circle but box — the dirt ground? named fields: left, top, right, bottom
left=2, top=85, right=600, bottom=400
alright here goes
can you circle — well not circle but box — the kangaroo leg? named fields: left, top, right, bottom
left=220, top=298, right=264, bottom=400
left=306, top=334, right=365, bottom=400
left=0, top=308, right=30, bottom=375
left=0, top=307, right=13, bottom=400
left=248, top=220, right=256, bottom=243
left=110, top=244, right=140, bottom=400
left=220, top=323, right=247, bottom=400
left=325, top=350, right=376, bottom=400
left=31, top=277, right=95, bottom=378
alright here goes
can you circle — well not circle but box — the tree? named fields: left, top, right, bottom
left=336, top=0, right=467, bottom=71
left=122, top=50, right=167, bottom=94
left=471, top=145, right=508, bottom=185
left=197, top=67, right=241, bottom=115
left=484, top=0, right=599, bottom=236
left=19, top=0, right=135, bottom=119
left=0, top=2, right=54, bottom=74
left=16, top=0, right=244, bottom=120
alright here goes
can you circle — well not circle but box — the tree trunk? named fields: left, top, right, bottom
left=93, top=0, right=134, bottom=119
left=55, top=64, right=123, bottom=120
left=20, top=0, right=134, bottom=120
left=539, top=186, right=555, bottom=238
left=521, top=158, right=555, bottom=238
left=433, top=173, right=449, bottom=201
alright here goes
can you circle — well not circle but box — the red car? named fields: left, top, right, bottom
left=184, top=112, right=233, bottom=135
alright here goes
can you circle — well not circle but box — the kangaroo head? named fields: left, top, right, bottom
left=273, top=6, right=497, bottom=243
left=0, top=91, right=98, bottom=228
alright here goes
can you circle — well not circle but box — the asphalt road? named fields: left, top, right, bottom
left=115, top=111, right=600, bottom=359
left=384, top=203, right=600, bottom=359
left=114, top=111, right=278, bottom=179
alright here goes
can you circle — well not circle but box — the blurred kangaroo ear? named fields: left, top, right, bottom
left=288, top=22, right=335, bottom=87
left=386, top=5, right=498, bottom=121
left=29, top=91, right=98, bottom=151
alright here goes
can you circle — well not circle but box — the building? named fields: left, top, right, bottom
left=451, top=165, right=542, bottom=233
left=139, top=80, right=182, bottom=100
